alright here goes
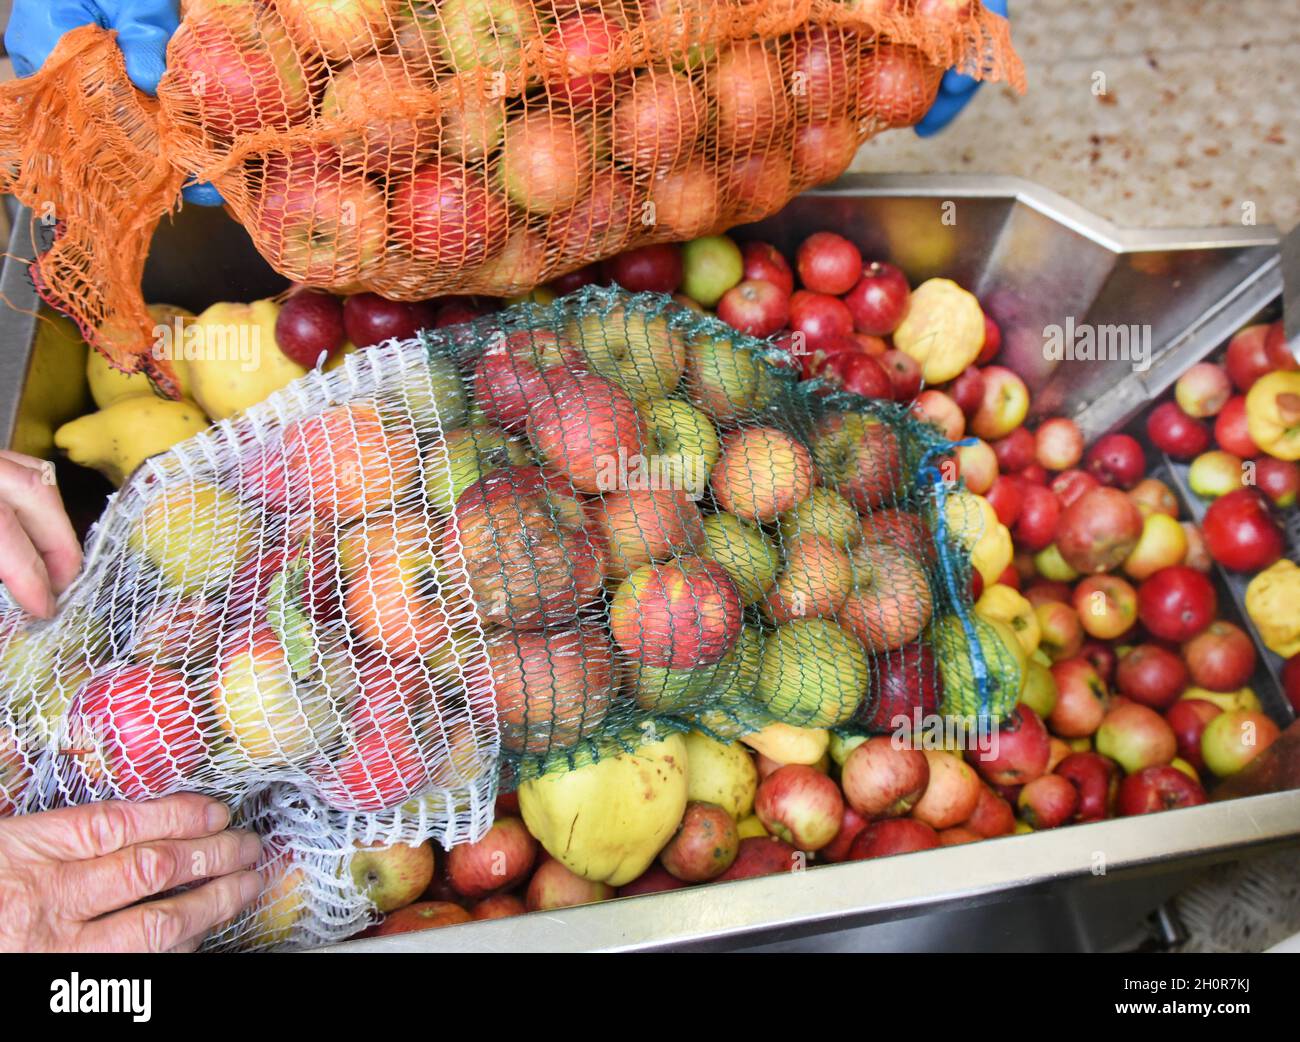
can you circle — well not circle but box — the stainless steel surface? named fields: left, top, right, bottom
left=2, top=173, right=1295, bottom=953
left=317, top=790, right=1300, bottom=953
left=738, top=175, right=1281, bottom=440
left=1284, top=224, right=1300, bottom=352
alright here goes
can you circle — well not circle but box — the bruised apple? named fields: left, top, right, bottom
left=660, top=801, right=740, bottom=881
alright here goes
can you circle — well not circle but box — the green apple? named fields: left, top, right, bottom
left=128, top=479, right=259, bottom=597
left=700, top=512, right=780, bottom=605
left=777, top=488, right=862, bottom=549
left=1188, top=449, right=1245, bottom=499
left=1201, top=709, right=1280, bottom=777
left=753, top=619, right=867, bottom=728
left=431, top=0, right=540, bottom=74
left=680, top=235, right=743, bottom=307
left=407, top=352, right=468, bottom=433
left=0, top=610, right=104, bottom=741
left=686, top=625, right=768, bottom=740
left=685, top=334, right=780, bottom=425
left=640, top=397, right=720, bottom=493
left=569, top=307, right=688, bottom=403
left=829, top=731, right=868, bottom=767
left=349, top=840, right=436, bottom=913
left=211, top=622, right=342, bottom=768
left=1034, top=543, right=1079, bottom=582
left=1018, top=660, right=1058, bottom=719
left=424, top=425, right=530, bottom=513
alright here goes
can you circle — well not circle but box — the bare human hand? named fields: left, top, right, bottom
left=0, top=793, right=263, bottom=952
left=0, top=451, right=83, bottom=618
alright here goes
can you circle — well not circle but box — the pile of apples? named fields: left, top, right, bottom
left=167, top=0, right=951, bottom=298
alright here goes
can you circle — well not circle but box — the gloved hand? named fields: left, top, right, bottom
left=6, top=0, right=224, bottom=206
left=915, top=0, right=1009, bottom=137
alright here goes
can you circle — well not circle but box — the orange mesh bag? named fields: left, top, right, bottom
left=0, top=0, right=1023, bottom=394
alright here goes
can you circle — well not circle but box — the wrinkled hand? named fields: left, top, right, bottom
left=915, top=0, right=1010, bottom=137
left=0, top=451, right=82, bottom=619
left=0, top=794, right=263, bottom=952
left=5, top=0, right=224, bottom=205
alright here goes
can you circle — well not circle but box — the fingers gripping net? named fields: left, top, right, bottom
left=0, top=1, right=1023, bottom=379
left=0, top=289, right=999, bottom=948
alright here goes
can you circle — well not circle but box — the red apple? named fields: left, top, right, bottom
left=947, top=367, right=985, bottom=419
left=1214, top=396, right=1260, bottom=457
left=880, top=349, right=924, bottom=401
left=840, top=737, right=930, bottom=818
left=1255, top=456, right=1300, bottom=508
left=978, top=312, right=1002, bottom=364
left=986, top=474, right=1024, bottom=527
left=1084, top=433, right=1145, bottom=489
left=1137, top=566, right=1217, bottom=642
left=1182, top=620, right=1256, bottom=692
left=1008, top=482, right=1058, bottom=553
left=1036, top=599, right=1085, bottom=662
left=717, top=279, right=790, bottom=338
left=992, top=426, right=1036, bottom=473
left=1201, top=488, right=1283, bottom=572
left=938, top=827, right=981, bottom=846
left=551, top=264, right=602, bottom=295
left=818, top=351, right=893, bottom=400
left=848, top=818, right=940, bottom=860
left=1117, top=765, right=1207, bottom=815
left=544, top=12, right=628, bottom=108
left=820, top=805, right=871, bottom=863
left=787, top=25, right=859, bottom=121
left=618, top=863, right=690, bottom=898
left=1048, top=657, right=1109, bottom=738
left=526, top=859, right=615, bottom=910
left=855, top=43, right=941, bottom=128
left=276, top=290, right=346, bottom=367
left=343, top=293, right=438, bottom=350
left=447, top=817, right=538, bottom=900
left=909, top=389, right=965, bottom=441
left=1054, top=751, right=1119, bottom=822
left=1226, top=322, right=1295, bottom=392
left=1130, top=477, right=1180, bottom=518
left=473, top=328, right=577, bottom=432
left=964, top=784, right=1016, bottom=837
left=1056, top=486, right=1143, bottom=574
left=610, top=68, right=705, bottom=172
left=1146, top=401, right=1210, bottom=460
left=610, top=557, right=743, bottom=669
left=843, top=261, right=910, bottom=336
left=789, top=290, right=854, bottom=350
left=1017, top=774, right=1078, bottom=830
left=604, top=243, right=684, bottom=294
left=1284, top=655, right=1300, bottom=715
left=1095, top=702, right=1177, bottom=773
left=371, top=902, right=472, bottom=936
left=715, top=836, right=800, bottom=881
left=968, top=705, right=1050, bottom=787
left=1072, top=574, right=1138, bottom=641
left=472, top=894, right=527, bottom=920
left=858, top=642, right=941, bottom=731
left=391, top=160, right=508, bottom=269
left=754, top=765, right=844, bottom=850
left=1164, top=698, right=1222, bottom=774
left=797, top=232, right=862, bottom=296
left=911, top=750, right=980, bottom=830
left=741, top=241, right=795, bottom=296
left=1176, top=362, right=1233, bottom=418
left=63, top=664, right=205, bottom=800
left=526, top=369, right=647, bottom=493
left=660, top=801, right=740, bottom=881
left=1050, top=468, right=1100, bottom=509
left=1035, top=418, right=1084, bottom=471
left=1116, top=644, right=1188, bottom=710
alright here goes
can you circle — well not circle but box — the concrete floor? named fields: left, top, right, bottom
left=856, top=0, right=1300, bottom=232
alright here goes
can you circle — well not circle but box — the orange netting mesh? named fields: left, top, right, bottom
left=0, top=0, right=1022, bottom=394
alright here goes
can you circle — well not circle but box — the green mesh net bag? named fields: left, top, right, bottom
left=0, top=287, right=1015, bottom=947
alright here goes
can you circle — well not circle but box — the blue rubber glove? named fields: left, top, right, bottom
left=914, top=0, right=1009, bottom=137
left=6, top=0, right=224, bottom=205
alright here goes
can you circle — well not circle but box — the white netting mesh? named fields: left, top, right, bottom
left=0, top=288, right=993, bottom=949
